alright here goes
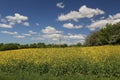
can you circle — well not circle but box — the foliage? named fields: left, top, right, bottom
left=85, top=22, right=120, bottom=46
left=69, top=43, right=82, bottom=47
left=0, top=43, right=20, bottom=51
left=0, top=43, right=82, bottom=51
left=85, top=31, right=101, bottom=46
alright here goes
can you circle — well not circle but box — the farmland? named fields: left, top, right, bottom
left=0, top=46, right=120, bottom=80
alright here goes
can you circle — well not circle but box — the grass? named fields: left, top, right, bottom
left=0, top=46, right=120, bottom=80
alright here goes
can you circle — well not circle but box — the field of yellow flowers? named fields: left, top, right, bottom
left=0, top=46, right=120, bottom=78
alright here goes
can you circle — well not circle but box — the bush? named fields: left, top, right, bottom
left=0, top=43, right=20, bottom=51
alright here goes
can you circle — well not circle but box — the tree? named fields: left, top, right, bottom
left=37, top=43, right=46, bottom=48
left=0, top=43, right=3, bottom=47
left=99, top=23, right=112, bottom=44
left=0, top=43, right=20, bottom=51
left=29, top=43, right=37, bottom=48
left=85, top=31, right=101, bottom=46
left=85, top=22, right=120, bottom=46
left=60, top=44, right=68, bottom=48
left=20, top=44, right=29, bottom=48
left=76, top=43, right=82, bottom=46
left=108, top=22, right=120, bottom=44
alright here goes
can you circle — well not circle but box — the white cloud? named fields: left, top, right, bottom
left=41, top=26, right=63, bottom=41
left=14, top=35, right=25, bottom=38
left=63, top=23, right=83, bottom=29
left=56, top=2, right=65, bottom=8
left=14, top=30, right=37, bottom=38
left=42, top=33, right=62, bottom=41
left=64, top=33, right=86, bottom=40
left=31, top=33, right=63, bottom=44
left=87, top=13, right=120, bottom=31
left=11, top=31, right=34, bottom=39
left=0, top=24, right=12, bottom=28
left=23, top=22, right=30, bottom=26
left=6, top=13, right=28, bottom=24
left=109, top=13, right=120, bottom=19
left=87, top=20, right=109, bottom=31
left=29, top=30, right=37, bottom=34
left=79, top=5, right=104, bottom=18
left=0, top=13, right=29, bottom=28
left=58, top=5, right=104, bottom=21
left=32, top=26, right=63, bottom=42
left=1, top=31, right=18, bottom=35
left=62, top=33, right=86, bottom=45
left=31, top=32, right=86, bottom=44
left=41, top=26, right=63, bottom=34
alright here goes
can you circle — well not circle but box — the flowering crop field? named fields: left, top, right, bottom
left=0, top=46, right=120, bottom=79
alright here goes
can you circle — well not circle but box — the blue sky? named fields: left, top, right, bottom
left=0, top=0, right=120, bottom=44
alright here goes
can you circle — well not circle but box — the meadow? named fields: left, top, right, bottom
left=0, top=46, right=120, bottom=80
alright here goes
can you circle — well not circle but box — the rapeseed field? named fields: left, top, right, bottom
left=0, top=46, right=120, bottom=79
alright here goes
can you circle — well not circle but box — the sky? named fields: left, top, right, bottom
left=0, top=0, right=120, bottom=44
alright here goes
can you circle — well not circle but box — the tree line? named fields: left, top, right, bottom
left=0, top=42, right=82, bottom=51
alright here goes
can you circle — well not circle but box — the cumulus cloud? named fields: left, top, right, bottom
left=42, top=33, right=62, bottom=41
left=32, top=31, right=86, bottom=44
left=63, top=23, right=83, bottom=29
left=56, top=2, right=65, bottom=8
left=0, top=24, right=12, bottom=28
left=40, top=26, right=63, bottom=41
left=109, top=13, right=120, bottom=19
left=1, top=31, right=18, bottom=35
left=87, top=20, right=109, bottom=31
left=87, top=13, right=120, bottom=31
left=6, top=13, right=28, bottom=24
left=58, top=5, right=104, bottom=21
left=0, top=13, right=29, bottom=28
left=64, top=33, right=86, bottom=40
left=32, top=25, right=86, bottom=44
left=63, top=33, right=86, bottom=44
left=41, top=26, right=63, bottom=34
left=31, top=26, right=63, bottom=42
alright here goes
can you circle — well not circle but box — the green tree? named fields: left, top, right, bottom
left=85, top=22, right=120, bottom=46
left=37, top=43, right=46, bottom=48
left=85, top=31, right=101, bottom=46
left=0, top=43, right=20, bottom=51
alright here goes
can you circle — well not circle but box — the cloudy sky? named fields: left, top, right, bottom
left=0, top=0, right=120, bottom=44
